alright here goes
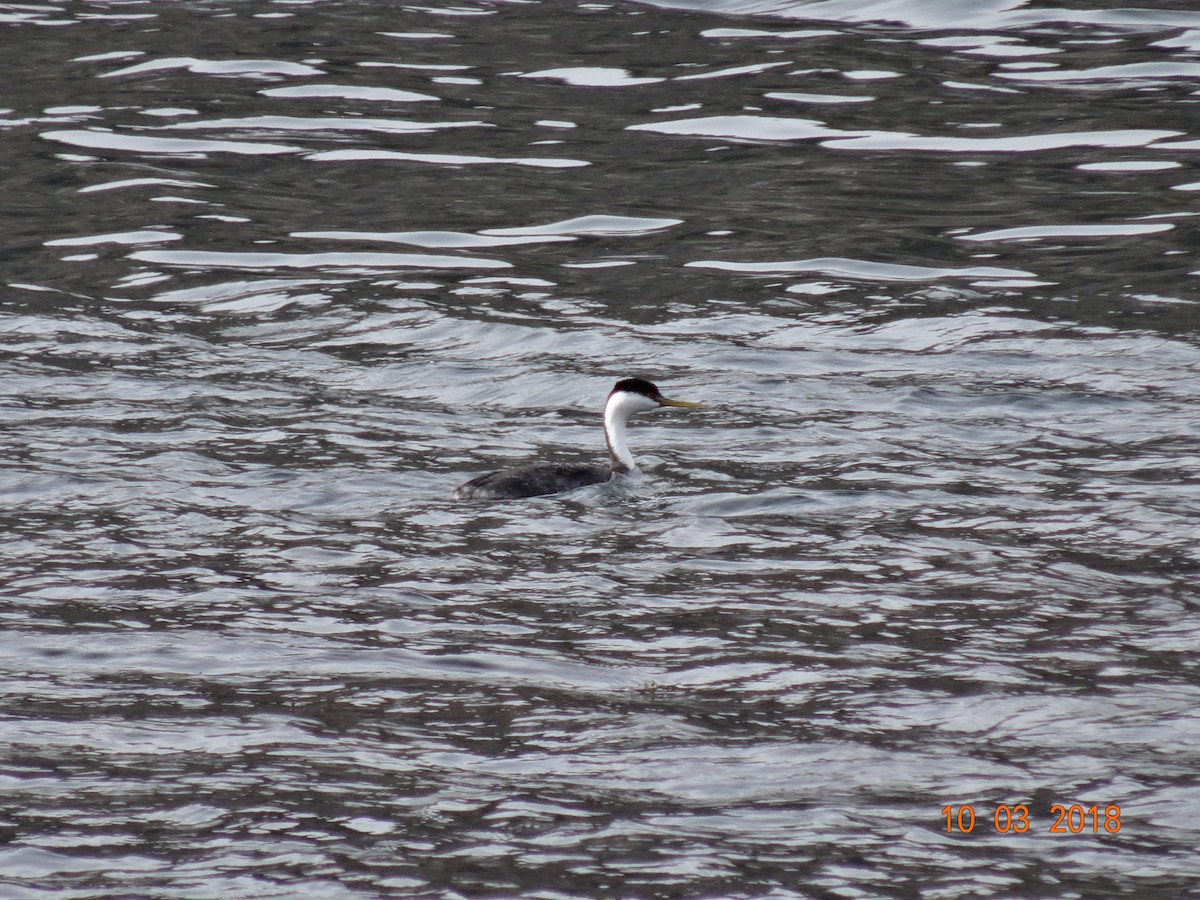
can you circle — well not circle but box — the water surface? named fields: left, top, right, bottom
left=2, top=0, right=1199, bottom=896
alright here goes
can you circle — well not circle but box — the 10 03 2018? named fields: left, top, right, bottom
left=941, top=804, right=1122, bottom=835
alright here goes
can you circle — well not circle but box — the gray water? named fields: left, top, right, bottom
left=3, top=0, right=1200, bottom=897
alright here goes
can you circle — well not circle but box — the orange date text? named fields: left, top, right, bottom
left=941, top=804, right=1121, bottom=834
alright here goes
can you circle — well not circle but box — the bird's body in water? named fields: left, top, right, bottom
left=453, top=378, right=701, bottom=501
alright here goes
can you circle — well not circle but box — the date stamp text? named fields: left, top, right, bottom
left=941, top=804, right=1121, bottom=834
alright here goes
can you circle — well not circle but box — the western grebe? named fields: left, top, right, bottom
left=452, top=378, right=702, bottom=500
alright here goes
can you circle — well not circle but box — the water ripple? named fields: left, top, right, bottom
left=41, top=128, right=299, bottom=155
left=307, top=148, right=590, bottom=168
left=129, top=250, right=511, bottom=270
left=687, top=257, right=1033, bottom=281
left=260, top=84, right=440, bottom=103
left=100, top=56, right=325, bottom=79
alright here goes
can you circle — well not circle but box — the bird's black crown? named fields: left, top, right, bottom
left=610, top=378, right=661, bottom=400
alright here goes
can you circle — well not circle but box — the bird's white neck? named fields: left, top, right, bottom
left=604, top=390, right=656, bottom=474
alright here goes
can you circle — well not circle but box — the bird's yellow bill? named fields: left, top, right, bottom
left=658, top=396, right=703, bottom=408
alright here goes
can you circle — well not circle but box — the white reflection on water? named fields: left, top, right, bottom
left=687, top=258, right=1033, bottom=281
left=293, top=229, right=573, bottom=248
left=307, top=148, right=590, bottom=167
left=956, top=223, right=1175, bottom=242
left=164, top=115, right=482, bottom=134
left=999, top=60, right=1200, bottom=82
left=129, top=250, right=512, bottom=270
left=46, top=230, right=182, bottom=247
left=260, top=84, right=440, bottom=102
left=519, top=66, right=666, bottom=86
left=78, top=177, right=216, bottom=193
left=99, top=56, right=325, bottom=79
left=41, top=128, right=300, bottom=155
left=628, top=113, right=863, bottom=140
left=824, top=128, right=1181, bottom=152
left=482, top=215, right=684, bottom=236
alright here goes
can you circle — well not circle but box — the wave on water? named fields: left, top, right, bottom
left=634, top=0, right=1200, bottom=31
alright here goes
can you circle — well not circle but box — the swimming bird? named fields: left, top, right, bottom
left=452, top=378, right=702, bottom=500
